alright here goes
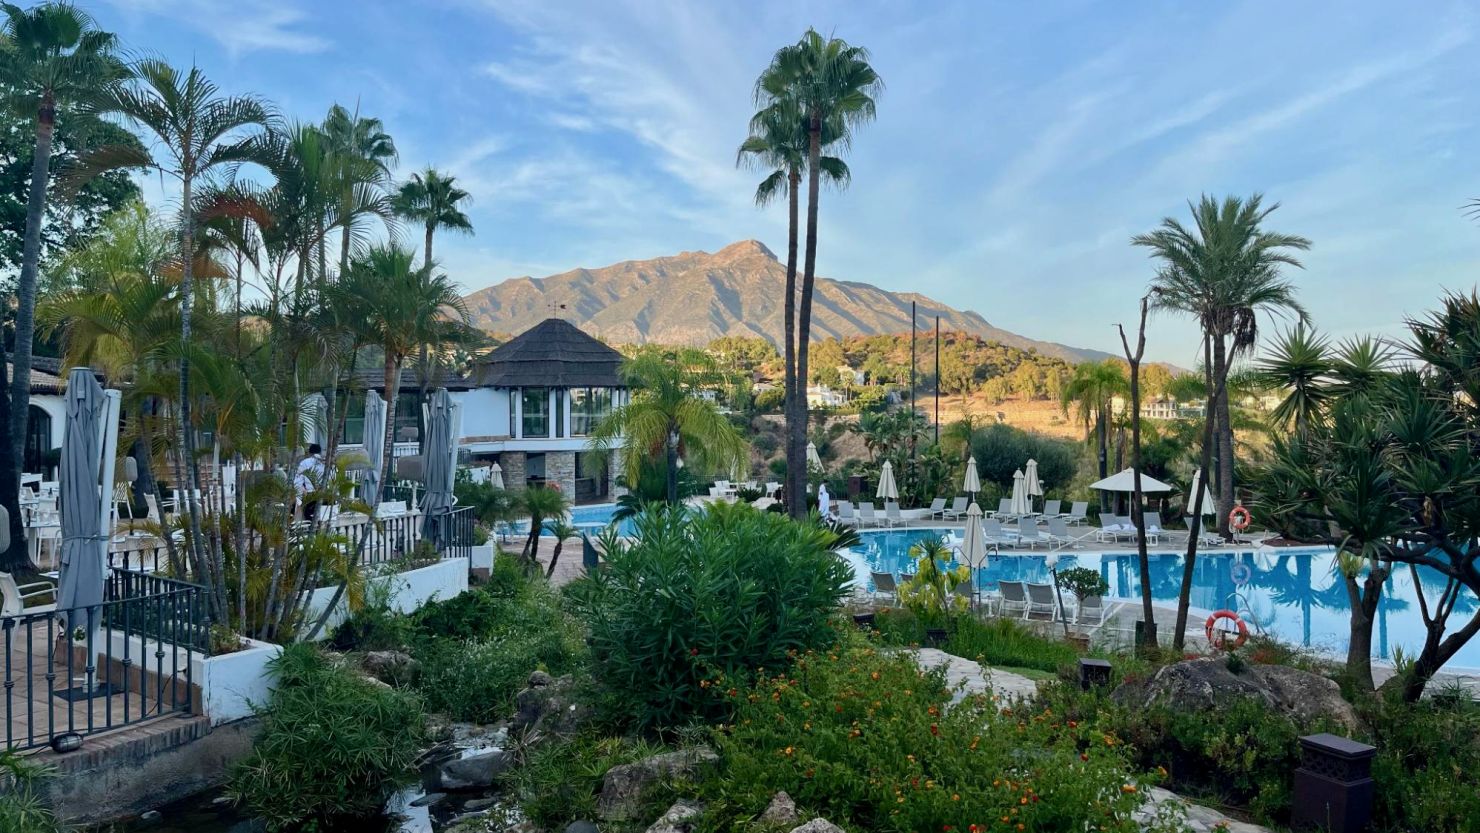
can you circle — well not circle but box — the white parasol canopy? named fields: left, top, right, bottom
left=490, top=461, right=505, bottom=490
left=1009, top=469, right=1031, bottom=516
left=806, top=441, right=823, bottom=471
left=961, top=502, right=988, bottom=568
left=1188, top=468, right=1217, bottom=514
left=1024, top=458, right=1042, bottom=513
left=876, top=460, right=899, bottom=501
left=1089, top=467, right=1174, bottom=493
left=962, top=457, right=981, bottom=495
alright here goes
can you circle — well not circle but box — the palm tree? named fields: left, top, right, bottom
left=72, top=60, right=274, bottom=597
left=518, top=485, right=569, bottom=570
left=588, top=347, right=748, bottom=505
left=543, top=519, right=577, bottom=580
left=737, top=97, right=849, bottom=519
left=321, top=104, right=398, bottom=276
left=1059, top=360, right=1127, bottom=511
left=1133, top=194, right=1309, bottom=538
left=393, top=168, right=474, bottom=268
left=1254, top=325, right=1331, bottom=438
left=754, top=30, right=882, bottom=518
left=0, top=1, right=126, bottom=501
left=331, top=244, right=470, bottom=503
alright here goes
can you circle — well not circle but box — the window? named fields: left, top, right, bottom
left=508, top=390, right=517, bottom=437
left=521, top=387, right=549, bottom=438
left=342, top=391, right=365, bottom=445
left=571, top=387, right=613, bottom=436
left=555, top=389, right=566, bottom=438
left=393, top=394, right=422, bottom=443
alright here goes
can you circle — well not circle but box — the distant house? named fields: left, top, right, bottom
left=341, top=318, right=630, bottom=504
left=806, top=384, right=847, bottom=408
left=1112, top=394, right=1186, bottom=421
left=9, top=356, right=72, bottom=477
left=836, top=365, right=865, bottom=386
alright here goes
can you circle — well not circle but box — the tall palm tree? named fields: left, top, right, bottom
left=330, top=244, right=470, bottom=503
left=0, top=1, right=126, bottom=504
left=73, top=60, right=274, bottom=599
left=754, top=29, right=882, bottom=518
left=737, top=98, right=848, bottom=518
left=588, top=347, right=748, bottom=505
left=393, top=167, right=474, bottom=268
left=1059, top=360, right=1127, bottom=510
left=1254, top=325, right=1331, bottom=438
left=321, top=103, right=398, bottom=276
left=1133, top=194, right=1309, bottom=535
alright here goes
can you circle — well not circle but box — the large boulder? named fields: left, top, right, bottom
left=758, top=792, right=800, bottom=826
left=1113, top=657, right=1359, bottom=732
left=437, top=748, right=515, bottom=790
left=511, top=671, right=592, bottom=740
left=789, top=822, right=847, bottom=833
left=646, top=800, right=704, bottom=833
left=361, top=650, right=420, bottom=684
left=597, top=747, right=720, bottom=821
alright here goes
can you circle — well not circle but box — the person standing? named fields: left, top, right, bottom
left=295, top=443, right=326, bottom=521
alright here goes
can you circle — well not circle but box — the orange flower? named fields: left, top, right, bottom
left=783, top=746, right=794, bottom=757
left=1121, top=784, right=1138, bottom=794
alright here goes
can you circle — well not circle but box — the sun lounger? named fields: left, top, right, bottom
left=883, top=501, right=904, bottom=528
left=858, top=502, right=880, bottom=528
left=1095, top=514, right=1135, bottom=543
left=953, top=574, right=978, bottom=607
left=982, top=518, right=1016, bottom=548
left=944, top=496, right=968, bottom=521
left=1064, top=501, right=1088, bottom=526
left=992, top=498, right=1014, bottom=519
left=1024, top=582, right=1058, bottom=619
left=870, top=571, right=898, bottom=602
left=998, top=580, right=1028, bottom=617
left=927, top=497, right=948, bottom=519
left=1046, top=517, right=1094, bottom=548
left=1075, top=594, right=1107, bottom=627
left=1042, top=499, right=1062, bottom=518
left=1016, top=518, right=1047, bottom=550
left=837, top=501, right=858, bottom=526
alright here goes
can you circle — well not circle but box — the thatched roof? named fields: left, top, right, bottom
left=351, top=366, right=476, bottom=392
left=473, top=318, right=625, bottom=388
left=8, top=356, right=77, bottom=395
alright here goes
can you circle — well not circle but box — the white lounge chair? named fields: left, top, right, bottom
left=1024, top=582, right=1058, bottom=619
left=858, top=502, right=880, bottom=528
left=837, top=501, right=858, bottom=527
left=1095, top=514, right=1135, bottom=543
left=1064, top=501, right=1089, bottom=526
left=1046, top=517, right=1094, bottom=549
left=1016, top=519, right=1047, bottom=550
left=0, top=572, right=54, bottom=617
left=1042, top=499, right=1062, bottom=518
left=943, top=496, right=968, bottom=521
left=982, top=517, right=1017, bottom=548
left=883, top=501, right=904, bottom=528
left=992, top=498, right=1014, bottom=519
left=998, top=580, right=1029, bottom=617
left=870, top=571, right=898, bottom=603
left=1075, top=594, right=1108, bottom=627
left=926, top=497, right=948, bottom=519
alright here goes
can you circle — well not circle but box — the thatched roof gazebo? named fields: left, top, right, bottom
left=473, top=318, right=625, bottom=389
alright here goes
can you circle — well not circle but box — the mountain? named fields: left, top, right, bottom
left=462, top=240, right=1116, bottom=364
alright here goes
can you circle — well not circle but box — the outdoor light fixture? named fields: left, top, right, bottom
left=50, top=732, right=82, bottom=753
left=1077, top=658, right=1112, bottom=690
left=1292, top=733, right=1376, bottom=833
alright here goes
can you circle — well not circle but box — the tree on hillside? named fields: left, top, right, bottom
left=752, top=30, right=881, bottom=518
left=1059, top=360, right=1126, bottom=511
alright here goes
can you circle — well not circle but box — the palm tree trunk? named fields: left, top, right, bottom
left=378, top=356, right=401, bottom=505
left=1343, top=569, right=1384, bottom=694
left=666, top=428, right=679, bottom=505
left=793, top=118, right=823, bottom=518
left=0, top=358, right=26, bottom=573
left=10, top=94, right=55, bottom=478
left=1173, top=338, right=1219, bottom=650
left=178, top=172, right=219, bottom=621
left=1094, top=409, right=1108, bottom=512
left=424, top=224, right=435, bottom=269
left=783, top=168, right=801, bottom=518
left=545, top=535, right=566, bottom=580
left=1120, top=304, right=1157, bottom=649
left=1210, top=336, right=1235, bottom=536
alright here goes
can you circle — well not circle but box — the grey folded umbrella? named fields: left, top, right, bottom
left=56, top=368, right=108, bottom=624
left=361, top=390, right=387, bottom=505
left=419, top=388, right=455, bottom=546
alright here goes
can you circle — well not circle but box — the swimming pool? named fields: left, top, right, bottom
left=842, top=528, right=1480, bottom=671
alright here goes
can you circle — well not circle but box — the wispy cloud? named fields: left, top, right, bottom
left=105, top=0, right=329, bottom=56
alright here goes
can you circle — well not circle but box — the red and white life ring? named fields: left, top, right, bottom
left=1228, top=504, right=1252, bottom=532
left=1205, top=610, right=1249, bottom=650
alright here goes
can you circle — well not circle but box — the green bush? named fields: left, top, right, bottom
left=229, top=643, right=425, bottom=830
left=328, top=579, right=411, bottom=652
left=568, top=504, right=853, bottom=729
left=706, top=638, right=1183, bottom=833
left=0, top=751, right=60, bottom=833
left=412, top=559, right=586, bottom=723
left=503, top=732, right=671, bottom=829
left=1367, top=692, right=1480, bottom=832
left=874, top=610, right=1084, bottom=674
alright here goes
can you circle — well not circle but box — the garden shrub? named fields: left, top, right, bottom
left=1367, top=691, right=1480, bottom=832
left=0, top=751, right=60, bottom=833
left=229, top=643, right=425, bottom=830
left=706, top=638, right=1186, bottom=833
left=503, top=732, right=672, bottom=829
left=327, top=579, right=411, bottom=652
left=874, top=609, right=1084, bottom=674
left=567, top=504, right=853, bottom=729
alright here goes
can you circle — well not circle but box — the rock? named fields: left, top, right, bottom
left=646, top=800, right=703, bottom=833
left=1138, top=787, right=1273, bottom=833
left=462, top=797, right=499, bottom=812
left=758, top=791, right=799, bottom=826
left=139, top=810, right=162, bottom=825
left=362, top=650, right=421, bottom=683
left=788, top=821, right=846, bottom=833
left=1112, top=657, right=1359, bottom=732
left=565, top=823, right=600, bottom=833
left=597, top=747, right=720, bottom=821
left=409, top=791, right=446, bottom=807
left=437, top=748, right=515, bottom=790
left=512, top=673, right=592, bottom=740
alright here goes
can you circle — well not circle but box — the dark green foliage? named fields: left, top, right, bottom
left=502, top=732, right=671, bottom=829
left=1366, top=692, right=1480, bottom=833
left=970, top=422, right=1078, bottom=493
left=327, top=581, right=411, bottom=652
left=1055, top=566, right=1109, bottom=601
left=568, top=504, right=853, bottom=729
left=874, top=609, right=1083, bottom=674
left=228, top=644, right=425, bottom=831
left=0, top=751, right=59, bottom=833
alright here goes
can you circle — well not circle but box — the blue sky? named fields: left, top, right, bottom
left=93, top=0, right=1480, bottom=364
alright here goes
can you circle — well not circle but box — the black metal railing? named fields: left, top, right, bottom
left=427, top=506, right=474, bottom=561
left=3, top=567, right=204, bottom=751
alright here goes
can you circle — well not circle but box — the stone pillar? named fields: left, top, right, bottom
left=500, top=451, right=527, bottom=491
left=608, top=450, right=627, bottom=498
left=547, top=451, right=577, bottom=499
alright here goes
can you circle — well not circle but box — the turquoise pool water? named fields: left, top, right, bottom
left=843, top=528, right=1480, bottom=671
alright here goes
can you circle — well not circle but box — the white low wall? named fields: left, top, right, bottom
left=195, top=638, right=282, bottom=725
left=304, top=557, right=470, bottom=636
left=469, top=544, right=495, bottom=574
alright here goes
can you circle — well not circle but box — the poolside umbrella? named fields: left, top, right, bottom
left=419, top=387, right=456, bottom=546
left=1188, top=468, right=1217, bottom=515
left=962, top=457, right=981, bottom=499
left=1088, top=467, right=1174, bottom=494
left=489, top=461, right=505, bottom=490
left=1009, top=469, right=1031, bottom=517
left=56, top=368, right=109, bottom=626
left=876, top=460, right=899, bottom=501
left=361, top=390, right=387, bottom=505
left=960, top=502, right=987, bottom=607
left=806, top=441, right=823, bottom=471
left=1024, top=458, right=1043, bottom=512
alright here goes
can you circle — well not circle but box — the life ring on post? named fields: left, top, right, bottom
left=1205, top=610, right=1249, bottom=650
left=1228, top=504, right=1252, bottom=532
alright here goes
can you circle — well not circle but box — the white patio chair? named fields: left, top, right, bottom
left=982, top=517, right=1016, bottom=548
left=1024, top=582, right=1058, bottom=619
left=836, top=501, right=859, bottom=527
left=926, top=497, right=947, bottom=519
left=870, top=571, right=898, bottom=603
left=1046, top=517, right=1094, bottom=549
left=0, top=572, right=54, bottom=617
left=944, top=496, right=969, bottom=521
left=992, top=498, right=1014, bottom=519
left=1042, top=499, right=1062, bottom=518
left=857, top=502, right=880, bottom=528
left=1064, top=501, right=1089, bottom=526
left=998, top=580, right=1028, bottom=617
left=1016, top=518, right=1047, bottom=550
left=883, top=501, right=903, bottom=528
left=1075, top=594, right=1108, bottom=627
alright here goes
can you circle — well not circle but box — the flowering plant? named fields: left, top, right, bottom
left=896, top=538, right=971, bottom=629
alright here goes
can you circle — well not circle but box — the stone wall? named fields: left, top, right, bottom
left=609, top=451, right=628, bottom=498
left=500, top=451, right=527, bottom=491
left=547, top=451, right=576, bottom=498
